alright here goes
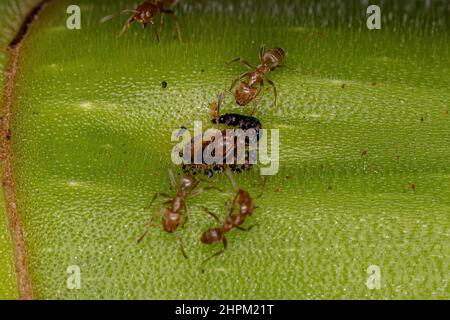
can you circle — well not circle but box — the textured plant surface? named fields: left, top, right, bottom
left=0, top=0, right=449, bottom=299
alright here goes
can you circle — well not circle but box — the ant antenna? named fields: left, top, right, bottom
left=137, top=232, right=148, bottom=244
left=176, top=232, right=188, bottom=259
left=256, top=176, right=267, bottom=199
left=99, top=9, right=139, bottom=24
left=226, top=170, right=238, bottom=192
left=217, top=92, right=224, bottom=117
left=168, top=168, right=176, bottom=190
left=259, top=43, right=266, bottom=61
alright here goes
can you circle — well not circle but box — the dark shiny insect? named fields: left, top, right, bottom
left=180, top=93, right=261, bottom=177
left=210, top=93, right=263, bottom=139
left=138, top=169, right=203, bottom=258
left=213, top=113, right=262, bottom=141
left=180, top=128, right=254, bottom=177
left=200, top=171, right=264, bottom=270
left=228, top=44, right=286, bottom=110
left=100, top=0, right=183, bottom=43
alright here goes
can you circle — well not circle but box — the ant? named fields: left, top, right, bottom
left=199, top=171, right=265, bottom=271
left=100, top=0, right=183, bottom=43
left=227, top=44, right=286, bottom=111
left=138, top=169, right=206, bottom=258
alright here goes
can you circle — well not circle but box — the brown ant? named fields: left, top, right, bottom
left=227, top=44, right=286, bottom=111
left=100, top=0, right=183, bottom=43
left=138, top=169, right=206, bottom=258
left=199, top=171, right=264, bottom=270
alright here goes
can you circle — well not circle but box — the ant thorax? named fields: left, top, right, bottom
left=256, top=64, right=270, bottom=75
left=236, top=83, right=259, bottom=106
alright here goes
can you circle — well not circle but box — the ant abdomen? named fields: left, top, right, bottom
left=263, top=47, right=285, bottom=69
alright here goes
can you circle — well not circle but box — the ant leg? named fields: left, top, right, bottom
left=188, top=184, right=223, bottom=200
left=137, top=231, right=150, bottom=244
left=118, top=16, right=135, bottom=37
left=201, top=237, right=227, bottom=272
left=212, top=92, right=225, bottom=128
left=150, top=21, right=161, bottom=44
left=225, top=172, right=240, bottom=207
left=223, top=88, right=236, bottom=98
left=181, top=203, right=189, bottom=228
left=266, top=78, right=277, bottom=108
left=229, top=71, right=249, bottom=92
left=191, top=179, right=201, bottom=191
left=255, top=176, right=267, bottom=199
left=188, top=188, right=204, bottom=198
left=137, top=205, right=164, bottom=243
left=226, top=58, right=254, bottom=69
left=190, top=176, right=224, bottom=197
left=229, top=71, right=249, bottom=91
left=259, top=43, right=266, bottom=61
left=145, top=192, right=171, bottom=210
left=196, top=175, right=224, bottom=189
left=159, top=11, right=165, bottom=33
left=237, top=225, right=258, bottom=232
left=176, top=232, right=188, bottom=259
left=200, top=206, right=221, bottom=223
left=163, top=9, right=184, bottom=43
left=250, top=96, right=262, bottom=116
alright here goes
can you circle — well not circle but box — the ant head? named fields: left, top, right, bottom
left=238, top=190, right=250, bottom=201
left=211, top=114, right=226, bottom=125
left=201, top=228, right=222, bottom=244
left=140, top=10, right=154, bottom=24
left=179, top=176, right=195, bottom=189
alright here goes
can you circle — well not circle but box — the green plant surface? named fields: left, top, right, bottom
left=6, top=0, right=450, bottom=299
left=0, top=175, right=17, bottom=299
left=0, top=0, right=44, bottom=300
